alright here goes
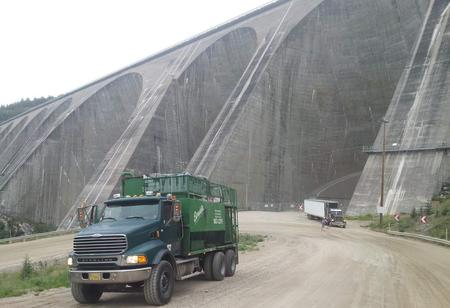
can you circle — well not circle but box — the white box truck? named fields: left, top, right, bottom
left=304, top=199, right=346, bottom=228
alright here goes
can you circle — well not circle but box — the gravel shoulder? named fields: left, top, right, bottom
left=1, top=211, right=450, bottom=307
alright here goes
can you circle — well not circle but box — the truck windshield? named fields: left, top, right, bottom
left=330, top=210, right=343, bottom=217
left=327, top=202, right=339, bottom=209
left=101, top=203, right=160, bottom=222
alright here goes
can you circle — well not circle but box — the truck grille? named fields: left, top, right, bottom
left=73, top=234, right=127, bottom=255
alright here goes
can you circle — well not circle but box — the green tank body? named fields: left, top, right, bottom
left=122, top=173, right=238, bottom=256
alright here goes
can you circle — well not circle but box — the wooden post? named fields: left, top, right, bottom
left=380, top=119, right=388, bottom=225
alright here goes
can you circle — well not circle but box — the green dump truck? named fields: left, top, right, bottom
left=68, top=174, right=238, bottom=306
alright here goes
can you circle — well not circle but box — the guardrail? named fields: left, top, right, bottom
left=387, top=230, right=450, bottom=246
left=0, top=229, right=79, bottom=245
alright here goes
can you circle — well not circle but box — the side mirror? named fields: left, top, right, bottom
left=89, top=205, right=99, bottom=225
left=77, top=204, right=100, bottom=228
left=77, top=207, right=88, bottom=228
left=173, top=202, right=182, bottom=223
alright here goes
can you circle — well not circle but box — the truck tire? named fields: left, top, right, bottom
left=224, top=249, right=236, bottom=277
left=211, top=252, right=225, bottom=281
left=144, top=260, right=174, bottom=306
left=71, top=283, right=103, bottom=304
left=203, top=253, right=214, bottom=280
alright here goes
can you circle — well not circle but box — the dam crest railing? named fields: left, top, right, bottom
left=362, top=143, right=450, bottom=154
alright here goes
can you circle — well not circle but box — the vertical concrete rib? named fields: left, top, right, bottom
left=58, top=47, right=198, bottom=229
left=187, top=2, right=295, bottom=177
left=349, top=0, right=450, bottom=215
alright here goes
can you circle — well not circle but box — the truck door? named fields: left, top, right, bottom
left=160, top=201, right=181, bottom=254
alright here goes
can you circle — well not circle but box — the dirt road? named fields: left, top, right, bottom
left=0, top=234, right=74, bottom=272
left=1, top=211, right=450, bottom=307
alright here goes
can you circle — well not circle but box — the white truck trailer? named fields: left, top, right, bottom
left=304, top=199, right=346, bottom=228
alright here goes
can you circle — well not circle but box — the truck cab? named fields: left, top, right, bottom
left=68, top=174, right=238, bottom=306
left=329, top=208, right=346, bottom=228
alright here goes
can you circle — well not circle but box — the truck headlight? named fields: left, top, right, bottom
left=126, top=255, right=148, bottom=264
left=67, top=257, right=73, bottom=266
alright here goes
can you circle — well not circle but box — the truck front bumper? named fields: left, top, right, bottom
left=70, top=266, right=152, bottom=284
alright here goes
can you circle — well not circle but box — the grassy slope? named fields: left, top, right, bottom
left=352, top=197, right=450, bottom=239
left=239, top=233, right=266, bottom=252
left=0, top=97, right=53, bottom=123
left=0, top=260, right=68, bottom=298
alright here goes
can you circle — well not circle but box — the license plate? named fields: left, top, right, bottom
left=88, top=273, right=101, bottom=281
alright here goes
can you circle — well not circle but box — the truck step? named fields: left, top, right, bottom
left=175, top=257, right=198, bottom=265
left=179, top=271, right=204, bottom=281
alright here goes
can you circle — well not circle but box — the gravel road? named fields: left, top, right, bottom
left=1, top=211, right=450, bottom=307
left=0, top=234, right=74, bottom=272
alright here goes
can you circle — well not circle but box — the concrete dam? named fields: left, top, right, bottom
left=0, top=0, right=448, bottom=228
left=349, top=0, right=450, bottom=215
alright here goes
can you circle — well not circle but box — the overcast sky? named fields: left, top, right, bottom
left=0, top=0, right=271, bottom=106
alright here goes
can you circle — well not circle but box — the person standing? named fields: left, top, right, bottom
left=321, top=217, right=327, bottom=231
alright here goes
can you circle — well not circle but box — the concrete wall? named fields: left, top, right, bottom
left=349, top=0, right=450, bottom=215
left=0, top=74, right=143, bottom=223
left=202, top=0, right=431, bottom=210
left=0, top=0, right=441, bottom=226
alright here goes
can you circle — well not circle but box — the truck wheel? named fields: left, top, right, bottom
left=71, top=283, right=103, bottom=304
left=211, top=252, right=225, bottom=281
left=144, top=260, right=174, bottom=306
left=202, top=253, right=214, bottom=280
left=224, top=250, right=236, bottom=277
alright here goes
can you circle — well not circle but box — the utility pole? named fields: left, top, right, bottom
left=380, top=118, right=388, bottom=225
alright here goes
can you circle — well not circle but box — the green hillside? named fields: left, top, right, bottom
left=370, top=196, right=450, bottom=240
left=0, top=97, right=54, bottom=123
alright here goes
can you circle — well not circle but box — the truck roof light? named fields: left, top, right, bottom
left=113, top=193, right=121, bottom=199
left=145, top=191, right=153, bottom=196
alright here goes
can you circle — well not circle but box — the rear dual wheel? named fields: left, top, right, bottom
left=203, top=250, right=236, bottom=281
left=224, top=249, right=236, bottom=277
left=203, top=251, right=225, bottom=281
left=211, top=252, right=226, bottom=281
left=203, top=253, right=214, bottom=280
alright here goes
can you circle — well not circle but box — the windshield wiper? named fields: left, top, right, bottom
left=126, top=216, right=145, bottom=220
left=102, top=217, right=117, bottom=221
